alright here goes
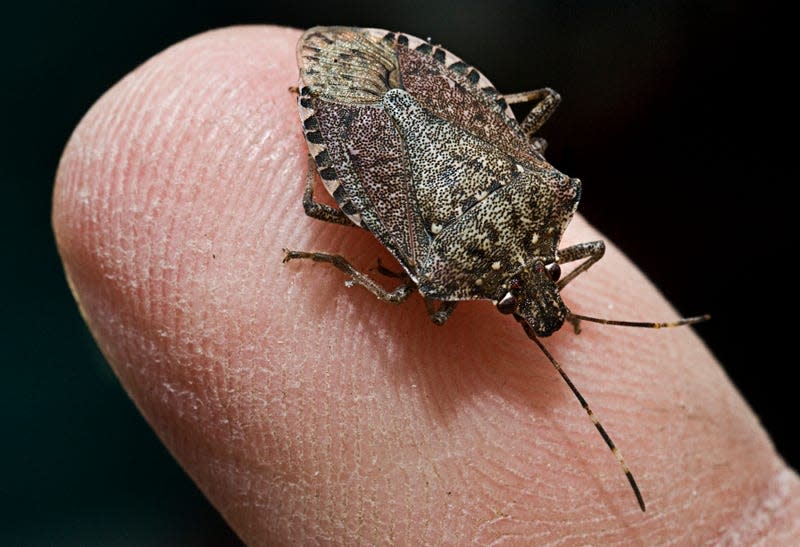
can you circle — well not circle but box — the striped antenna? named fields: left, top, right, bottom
left=519, top=320, right=646, bottom=511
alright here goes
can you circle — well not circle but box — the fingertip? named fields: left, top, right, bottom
left=54, top=25, right=305, bottom=357
left=52, top=26, right=309, bottom=541
left=51, top=24, right=792, bottom=543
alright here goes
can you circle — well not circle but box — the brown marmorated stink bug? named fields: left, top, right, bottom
left=282, top=26, right=708, bottom=512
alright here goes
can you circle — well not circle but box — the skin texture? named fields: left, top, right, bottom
left=53, top=26, right=799, bottom=545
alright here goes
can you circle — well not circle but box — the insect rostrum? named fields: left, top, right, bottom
left=283, top=26, right=707, bottom=512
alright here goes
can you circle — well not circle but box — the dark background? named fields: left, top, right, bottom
left=4, top=1, right=793, bottom=544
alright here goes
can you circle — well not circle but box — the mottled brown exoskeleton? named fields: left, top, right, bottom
left=283, top=26, right=707, bottom=512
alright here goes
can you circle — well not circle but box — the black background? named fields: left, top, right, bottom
left=4, top=1, right=794, bottom=544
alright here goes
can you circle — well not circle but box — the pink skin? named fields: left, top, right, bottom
left=53, top=26, right=799, bottom=544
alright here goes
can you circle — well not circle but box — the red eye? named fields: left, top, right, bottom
left=496, top=292, right=517, bottom=314
left=546, top=263, right=561, bottom=281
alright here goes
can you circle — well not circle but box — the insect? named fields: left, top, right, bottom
left=283, top=26, right=708, bottom=511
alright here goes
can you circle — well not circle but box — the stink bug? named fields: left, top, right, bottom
left=283, top=26, right=707, bottom=512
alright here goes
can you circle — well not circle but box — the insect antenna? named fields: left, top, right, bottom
left=568, top=313, right=710, bottom=330
left=519, top=320, right=647, bottom=512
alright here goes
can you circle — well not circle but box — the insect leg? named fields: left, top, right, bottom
left=555, top=240, right=606, bottom=290
left=424, top=299, right=458, bottom=326
left=371, top=261, right=458, bottom=324
left=282, top=250, right=414, bottom=303
left=530, top=137, right=549, bottom=155
left=502, top=88, right=561, bottom=140
left=301, top=158, right=361, bottom=228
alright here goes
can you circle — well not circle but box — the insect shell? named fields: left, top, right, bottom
left=294, top=26, right=586, bottom=336
left=285, top=26, right=699, bottom=512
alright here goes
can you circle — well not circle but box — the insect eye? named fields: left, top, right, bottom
left=496, top=292, right=517, bottom=314
left=546, top=263, right=561, bottom=282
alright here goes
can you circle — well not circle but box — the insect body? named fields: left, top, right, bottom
left=284, top=26, right=706, bottom=512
